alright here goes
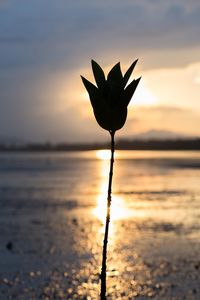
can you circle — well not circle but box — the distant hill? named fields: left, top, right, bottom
left=130, top=130, right=192, bottom=141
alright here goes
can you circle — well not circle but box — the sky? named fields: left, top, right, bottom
left=0, top=0, right=200, bottom=143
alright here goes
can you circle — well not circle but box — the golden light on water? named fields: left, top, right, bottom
left=93, top=150, right=131, bottom=225
left=96, top=150, right=113, bottom=160
left=93, top=181, right=131, bottom=224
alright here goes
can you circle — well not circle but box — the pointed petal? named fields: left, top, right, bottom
left=91, top=60, right=106, bottom=90
left=81, top=76, right=101, bottom=107
left=107, top=62, right=123, bottom=84
left=123, top=59, right=138, bottom=87
left=81, top=76, right=112, bottom=130
left=106, top=62, right=123, bottom=106
left=81, top=76, right=98, bottom=97
left=123, top=77, right=141, bottom=106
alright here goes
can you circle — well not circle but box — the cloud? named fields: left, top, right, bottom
left=0, top=0, right=200, bottom=141
left=139, top=62, right=200, bottom=110
left=124, top=105, right=200, bottom=137
left=0, top=0, right=200, bottom=72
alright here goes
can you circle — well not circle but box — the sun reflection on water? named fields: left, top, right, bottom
left=93, top=182, right=131, bottom=224
left=93, top=150, right=131, bottom=226
left=96, top=149, right=116, bottom=160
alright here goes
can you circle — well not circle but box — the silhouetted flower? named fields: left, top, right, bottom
left=81, top=60, right=141, bottom=132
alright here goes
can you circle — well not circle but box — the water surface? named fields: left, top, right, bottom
left=0, top=150, right=200, bottom=299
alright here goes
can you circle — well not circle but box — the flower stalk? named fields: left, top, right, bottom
left=81, top=59, right=140, bottom=299
left=100, top=130, right=115, bottom=300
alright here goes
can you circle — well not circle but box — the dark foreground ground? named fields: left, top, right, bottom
left=1, top=205, right=200, bottom=300
left=1, top=151, right=200, bottom=299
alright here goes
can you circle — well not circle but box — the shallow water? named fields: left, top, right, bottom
left=0, top=150, right=200, bottom=299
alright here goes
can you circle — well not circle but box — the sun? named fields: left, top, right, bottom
left=96, top=150, right=111, bottom=160
left=131, top=81, right=157, bottom=106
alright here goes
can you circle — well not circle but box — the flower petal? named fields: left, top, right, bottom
left=81, top=75, right=98, bottom=98
left=91, top=60, right=106, bottom=90
left=123, top=59, right=138, bottom=88
left=123, top=77, right=141, bottom=106
left=81, top=76, right=112, bottom=130
left=81, top=76, right=100, bottom=105
left=81, top=75, right=101, bottom=107
left=107, top=62, right=123, bottom=107
left=107, top=62, right=123, bottom=86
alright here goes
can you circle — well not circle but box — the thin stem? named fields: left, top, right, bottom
left=100, top=130, right=115, bottom=300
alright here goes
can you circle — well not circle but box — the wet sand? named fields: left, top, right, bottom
left=1, top=205, right=200, bottom=299
left=0, top=151, right=200, bottom=299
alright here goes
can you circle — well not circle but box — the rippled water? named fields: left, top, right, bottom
left=0, top=150, right=200, bottom=299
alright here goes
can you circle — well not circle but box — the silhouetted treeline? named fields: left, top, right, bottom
left=0, top=138, right=200, bottom=152
left=0, top=142, right=106, bottom=152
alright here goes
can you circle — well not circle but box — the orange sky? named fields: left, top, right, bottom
left=0, top=0, right=200, bottom=142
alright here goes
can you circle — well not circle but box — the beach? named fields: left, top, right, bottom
left=0, top=150, right=200, bottom=299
